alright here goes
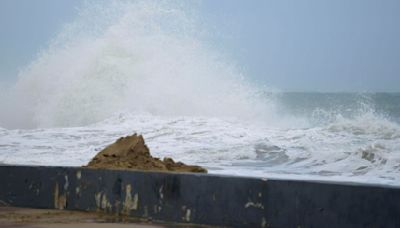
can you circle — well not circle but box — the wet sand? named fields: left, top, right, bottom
left=0, top=206, right=210, bottom=228
left=0, top=206, right=160, bottom=228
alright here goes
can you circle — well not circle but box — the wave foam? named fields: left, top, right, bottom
left=326, top=112, right=400, bottom=139
left=0, top=0, right=274, bottom=129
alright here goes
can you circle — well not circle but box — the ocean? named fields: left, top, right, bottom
left=1, top=92, right=399, bottom=185
left=0, top=1, right=399, bottom=186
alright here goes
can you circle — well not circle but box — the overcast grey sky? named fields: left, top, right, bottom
left=1, top=0, right=399, bottom=92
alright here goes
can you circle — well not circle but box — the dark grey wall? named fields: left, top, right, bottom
left=0, top=165, right=399, bottom=227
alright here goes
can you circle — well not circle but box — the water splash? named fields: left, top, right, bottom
left=0, top=0, right=274, bottom=129
left=1, top=0, right=400, bottom=186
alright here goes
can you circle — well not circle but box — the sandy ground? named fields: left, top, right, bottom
left=0, top=206, right=210, bottom=228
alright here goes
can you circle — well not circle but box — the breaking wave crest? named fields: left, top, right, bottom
left=0, top=0, right=273, bottom=129
left=0, top=0, right=400, bottom=185
left=326, top=112, right=400, bottom=139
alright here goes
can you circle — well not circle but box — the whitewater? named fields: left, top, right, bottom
left=0, top=0, right=399, bottom=186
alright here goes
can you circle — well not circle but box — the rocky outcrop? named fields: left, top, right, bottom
left=86, top=134, right=207, bottom=173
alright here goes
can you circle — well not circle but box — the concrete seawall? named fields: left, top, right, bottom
left=0, top=165, right=399, bottom=227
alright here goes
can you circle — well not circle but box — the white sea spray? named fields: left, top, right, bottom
left=0, top=1, right=399, bottom=186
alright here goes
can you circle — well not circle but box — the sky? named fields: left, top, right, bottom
left=0, top=0, right=399, bottom=92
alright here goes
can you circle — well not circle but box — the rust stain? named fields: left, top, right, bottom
left=95, top=192, right=102, bottom=208
left=54, top=183, right=59, bottom=209
left=54, top=183, right=67, bottom=210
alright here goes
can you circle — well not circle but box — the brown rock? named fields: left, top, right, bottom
left=85, top=134, right=207, bottom=173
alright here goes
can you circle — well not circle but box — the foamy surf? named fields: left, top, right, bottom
left=1, top=111, right=399, bottom=186
left=0, top=0, right=399, bottom=186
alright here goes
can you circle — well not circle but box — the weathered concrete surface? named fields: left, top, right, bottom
left=0, top=165, right=399, bottom=227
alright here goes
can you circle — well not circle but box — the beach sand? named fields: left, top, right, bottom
left=0, top=206, right=211, bottom=228
left=0, top=206, right=162, bottom=228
